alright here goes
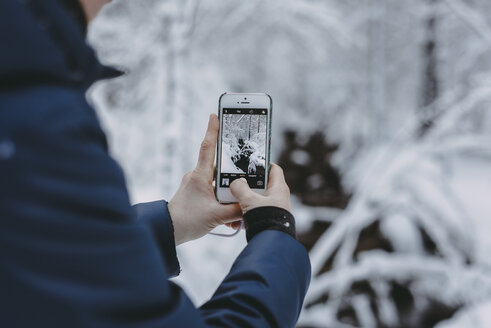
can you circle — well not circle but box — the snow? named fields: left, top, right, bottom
left=290, top=149, right=310, bottom=166
left=435, top=301, right=491, bottom=328
left=447, top=156, right=491, bottom=268
left=380, top=213, right=424, bottom=254
left=221, top=143, right=245, bottom=174
left=220, top=113, right=266, bottom=175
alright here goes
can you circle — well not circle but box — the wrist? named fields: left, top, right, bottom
left=167, top=200, right=187, bottom=246
left=243, top=206, right=296, bottom=242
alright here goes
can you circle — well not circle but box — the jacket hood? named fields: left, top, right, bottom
left=0, top=0, right=121, bottom=90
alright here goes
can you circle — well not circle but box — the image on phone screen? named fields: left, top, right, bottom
left=220, top=108, right=268, bottom=189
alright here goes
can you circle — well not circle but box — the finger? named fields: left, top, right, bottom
left=215, top=203, right=242, bottom=222
left=230, top=178, right=258, bottom=204
left=267, top=163, right=288, bottom=191
left=196, top=114, right=219, bottom=177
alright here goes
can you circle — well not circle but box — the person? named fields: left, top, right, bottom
left=0, top=0, right=311, bottom=327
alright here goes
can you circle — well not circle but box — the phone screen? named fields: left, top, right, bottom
left=220, top=108, right=268, bottom=189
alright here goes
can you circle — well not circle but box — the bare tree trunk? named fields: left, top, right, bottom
left=248, top=115, right=252, bottom=140
left=161, top=0, right=200, bottom=195
left=419, top=0, right=439, bottom=136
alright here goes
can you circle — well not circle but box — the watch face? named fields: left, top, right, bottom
left=220, top=108, right=268, bottom=189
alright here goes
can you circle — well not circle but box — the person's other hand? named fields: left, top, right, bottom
left=168, top=114, right=242, bottom=245
left=229, top=163, right=291, bottom=214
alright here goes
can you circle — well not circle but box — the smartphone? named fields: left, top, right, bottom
left=216, top=93, right=273, bottom=203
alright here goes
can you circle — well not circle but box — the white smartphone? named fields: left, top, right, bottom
left=215, top=93, right=273, bottom=203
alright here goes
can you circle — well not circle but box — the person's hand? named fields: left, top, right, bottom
left=168, top=114, right=242, bottom=245
left=229, top=163, right=291, bottom=214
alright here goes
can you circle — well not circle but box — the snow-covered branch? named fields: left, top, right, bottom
left=444, top=0, right=491, bottom=46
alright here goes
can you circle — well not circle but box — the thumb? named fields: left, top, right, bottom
left=230, top=178, right=257, bottom=203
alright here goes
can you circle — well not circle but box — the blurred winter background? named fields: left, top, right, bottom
left=87, top=0, right=491, bottom=327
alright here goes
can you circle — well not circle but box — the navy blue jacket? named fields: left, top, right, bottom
left=0, top=1, right=311, bottom=327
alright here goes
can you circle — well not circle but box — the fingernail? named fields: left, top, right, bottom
left=240, top=178, right=247, bottom=183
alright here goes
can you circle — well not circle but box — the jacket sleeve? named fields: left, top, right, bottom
left=201, top=230, right=311, bottom=328
left=0, top=86, right=310, bottom=328
left=133, top=202, right=311, bottom=327
left=133, top=200, right=181, bottom=277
